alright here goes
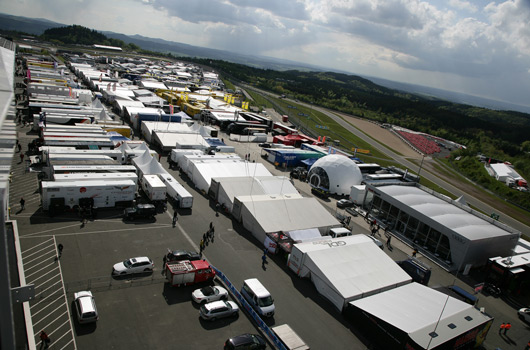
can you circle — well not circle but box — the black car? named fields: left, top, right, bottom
left=258, top=142, right=271, bottom=148
left=166, top=249, right=201, bottom=262
left=123, top=204, right=157, bottom=220
left=224, top=334, right=266, bottom=350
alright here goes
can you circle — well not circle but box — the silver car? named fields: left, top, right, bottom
left=199, top=300, right=239, bottom=321
left=74, top=291, right=98, bottom=324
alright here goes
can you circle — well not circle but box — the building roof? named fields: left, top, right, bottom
left=350, top=282, right=492, bottom=349
left=374, top=184, right=518, bottom=240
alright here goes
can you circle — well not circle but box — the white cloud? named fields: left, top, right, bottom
left=1, top=0, right=529, bottom=107
left=449, top=0, right=478, bottom=13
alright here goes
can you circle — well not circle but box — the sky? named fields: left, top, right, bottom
left=2, top=0, right=530, bottom=108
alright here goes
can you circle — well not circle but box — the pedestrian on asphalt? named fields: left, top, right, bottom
left=504, top=322, right=511, bottom=335
left=200, top=239, right=204, bottom=254
left=262, top=253, right=267, bottom=268
left=20, top=152, right=24, bottom=163
left=172, top=211, right=178, bottom=227
left=412, top=249, right=418, bottom=258
left=386, top=235, right=392, bottom=248
left=163, top=254, right=167, bottom=265
left=499, top=322, right=505, bottom=334
left=203, top=232, right=208, bottom=244
left=57, top=243, right=63, bottom=258
left=39, top=330, right=50, bottom=349
left=20, top=197, right=25, bottom=211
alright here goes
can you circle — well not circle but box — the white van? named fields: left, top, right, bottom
left=329, top=227, right=351, bottom=238
left=241, top=278, right=275, bottom=317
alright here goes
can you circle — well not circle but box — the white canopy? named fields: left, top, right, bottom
left=214, top=176, right=298, bottom=212
left=188, top=160, right=272, bottom=193
left=292, top=235, right=412, bottom=311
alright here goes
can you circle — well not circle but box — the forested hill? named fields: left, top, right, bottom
left=40, top=25, right=140, bottom=51
left=187, top=58, right=530, bottom=156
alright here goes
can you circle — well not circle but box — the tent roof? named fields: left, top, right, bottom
left=375, top=185, right=516, bottom=240
left=193, top=161, right=272, bottom=188
left=350, top=283, right=492, bottom=349
left=239, top=196, right=338, bottom=233
left=215, top=176, right=299, bottom=202
left=299, top=235, right=411, bottom=303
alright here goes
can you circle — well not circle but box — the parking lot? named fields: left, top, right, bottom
left=10, top=126, right=530, bottom=350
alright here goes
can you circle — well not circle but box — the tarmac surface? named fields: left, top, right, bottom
left=8, top=121, right=530, bottom=350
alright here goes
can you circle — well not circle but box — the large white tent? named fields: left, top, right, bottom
left=179, top=154, right=241, bottom=173
left=211, top=176, right=299, bottom=212
left=235, top=196, right=338, bottom=243
left=347, top=283, right=493, bottom=349
left=187, top=160, right=271, bottom=193
left=287, top=235, right=412, bottom=311
left=307, top=154, right=363, bottom=195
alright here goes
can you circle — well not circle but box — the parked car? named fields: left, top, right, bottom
left=112, top=257, right=154, bottom=275
left=258, top=142, right=271, bottom=148
left=224, top=333, right=266, bottom=350
left=200, top=300, right=239, bottom=321
left=123, top=203, right=156, bottom=220
left=518, top=308, right=530, bottom=323
left=73, top=291, right=99, bottom=324
left=337, top=199, right=354, bottom=208
left=166, top=249, right=201, bottom=262
left=192, top=285, right=228, bottom=304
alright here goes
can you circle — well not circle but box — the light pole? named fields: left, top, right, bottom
left=417, top=154, right=425, bottom=180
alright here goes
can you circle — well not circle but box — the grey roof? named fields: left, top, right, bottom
left=375, top=185, right=516, bottom=240
left=350, top=283, right=492, bottom=349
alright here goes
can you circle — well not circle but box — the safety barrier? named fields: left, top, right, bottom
left=212, top=266, right=287, bottom=350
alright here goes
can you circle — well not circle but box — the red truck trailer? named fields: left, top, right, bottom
left=165, top=260, right=215, bottom=287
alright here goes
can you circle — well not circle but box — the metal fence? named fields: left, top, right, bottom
left=213, top=266, right=287, bottom=350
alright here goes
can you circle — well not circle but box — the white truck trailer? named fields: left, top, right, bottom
left=140, top=174, right=167, bottom=203
left=159, top=174, right=193, bottom=209
left=53, top=172, right=138, bottom=185
left=41, top=179, right=136, bottom=211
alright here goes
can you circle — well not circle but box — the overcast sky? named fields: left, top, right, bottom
left=3, top=0, right=530, bottom=108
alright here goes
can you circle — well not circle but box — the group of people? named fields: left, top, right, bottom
left=199, top=222, right=215, bottom=254
left=499, top=322, right=511, bottom=335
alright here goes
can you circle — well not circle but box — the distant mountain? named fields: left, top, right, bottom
left=103, top=32, right=323, bottom=72
left=366, top=77, right=530, bottom=114
left=0, top=13, right=61, bottom=35
left=2, top=12, right=529, bottom=114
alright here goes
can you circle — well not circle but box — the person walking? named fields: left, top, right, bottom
left=499, top=322, right=505, bottom=334
left=172, top=211, right=178, bottom=227
left=262, top=252, right=267, bottom=268
left=39, top=330, right=50, bottom=349
left=504, top=322, right=511, bottom=335
left=57, top=243, right=63, bottom=259
left=20, top=197, right=25, bottom=211
left=203, top=232, right=208, bottom=244
left=19, top=152, right=24, bottom=163
left=199, top=239, right=204, bottom=254
left=412, top=249, right=418, bottom=258
left=386, top=235, right=392, bottom=249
